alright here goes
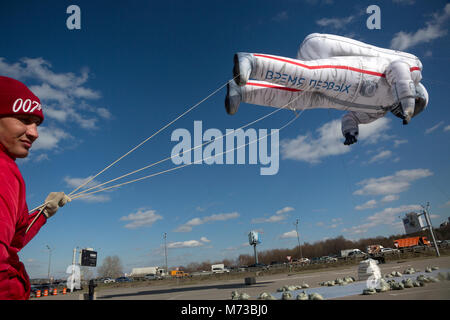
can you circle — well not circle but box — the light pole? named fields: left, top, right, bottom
left=46, top=245, right=52, bottom=284
left=294, top=219, right=303, bottom=259
left=422, top=203, right=440, bottom=257
left=163, top=233, right=168, bottom=276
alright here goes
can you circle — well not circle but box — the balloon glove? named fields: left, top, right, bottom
left=344, top=132, right=358, bottom=146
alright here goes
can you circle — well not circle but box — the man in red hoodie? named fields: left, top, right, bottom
left=0, top=76, right=70, bottom=300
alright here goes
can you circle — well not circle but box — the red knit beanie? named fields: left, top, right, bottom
left=0, top=76, right=44, bottom=124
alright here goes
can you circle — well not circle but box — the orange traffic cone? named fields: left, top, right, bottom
left=43, top=289, right=48, bottom=297
left=36, top=290, right=41, bottom=298
left=62, top=288, right=67, bottom=295
left=52, top=288, right=58, bottom=295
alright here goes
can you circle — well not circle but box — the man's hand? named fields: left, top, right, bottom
left=344, top=132, right=358, bottom=145
left=43, top=192, right=71, bottom=218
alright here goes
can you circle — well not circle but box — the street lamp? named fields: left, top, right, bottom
left=46, top=245, right=52, bottom=284
left=163, top=233, right=168, bottom=276
left=293, top=219, right=303, bottom=260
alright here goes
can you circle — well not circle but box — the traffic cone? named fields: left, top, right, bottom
left=53, top=288, right=58, bottom=295
left=43, top=289, right=48, bottom=297
left=36, top=290, right=41, bottom=298
left=62, top=288, right=67, bottom=295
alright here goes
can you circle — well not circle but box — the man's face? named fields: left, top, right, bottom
left=0, top=115, right=40, bottom=158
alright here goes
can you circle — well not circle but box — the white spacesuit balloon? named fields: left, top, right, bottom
left=226, top=33, right=428, bottom=145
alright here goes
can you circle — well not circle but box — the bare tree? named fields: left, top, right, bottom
left=81, top=266, right=95, bottom=281
left=97, top=256, right=123, bottom=278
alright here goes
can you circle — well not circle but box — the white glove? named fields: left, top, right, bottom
left=43, top=192, right=71, bottom=218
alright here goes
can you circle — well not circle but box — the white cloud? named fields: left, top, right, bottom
left=355, top=199, right=377, bottom=210
left=280, top=230, right=298, bottom=239
left=276, top=206, right=295, bottom=215
left=174, top=212, right=239, bottom=232
left=252, top=215, right=287, bottom=223
left=440, top=201, right=450, bottom=208
left=343, top=204, right=422, bottom=234
left=200, top=237, right=211, bottom=243
left=63, top=175, right=111, bottom=202
left=252, top=206, right=294, bottom=224
left=32, top=127, right=71, bottom=151
left=272, top=11, right=288, bottom=22
left=425, top=121, right=444, bottom=134
left=330, top=218, right=343, bottom=228
left=390, top=3, right=450, bottom=50
left=168, top=240, right=203, bottom=249
left=167, top=237, right=211, bottom=249
left=317, top=218, right=344, bottom=229
left=394, top=139, right=408, bottom=147
left=381, top=194, right=399, bottom=203
left=0, top=57, right=110, bottom=131
left=120, top=208, right=163, bottom=229
left=281, top=118, right=391, bottom=164
left=353, top=169, right=433, bottom=196
left=316, top=15, right=355, bottom=29
left=368, top=150, right=392, bottom=164
left=64, top=175, right=100, bottom=189
left=444, top=125, right=450, bottom=132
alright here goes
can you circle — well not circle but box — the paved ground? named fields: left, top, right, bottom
left=34, top=255, right=450, bottom=300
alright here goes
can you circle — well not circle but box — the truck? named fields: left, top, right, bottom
left=130, top=266, right=166, bottom=278
left=394, top=236, right=431, bottom=249
left=211, top=264, right=230, bottom=273
left=341, top=248, right=364, bottom=258
left=366, top=245, right=384, bottom=254
left=170, top=270, right=189, bottom=277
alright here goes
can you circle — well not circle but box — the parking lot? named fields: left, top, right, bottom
left=32, top=255, right=450, bottom=300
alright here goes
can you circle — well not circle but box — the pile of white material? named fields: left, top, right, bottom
left=231, top=290, right=250, bottom=300
left=358, top=258, right=381, bottom=281
left=385, top=271, right=402, bottom=278
left=320, top=277, right=355, bottom=286
left=362, top=271, right=450, bottom=295
left=233, top=290, right=324, bottom=300
left=276, top=283, right=310, bottom=292
left=403, top=267, right=416, bottom=274
left=278, top=291, right=324, bottom=300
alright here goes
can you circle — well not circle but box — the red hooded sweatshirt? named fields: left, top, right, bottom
left=0, top=144, right=46, bottom=299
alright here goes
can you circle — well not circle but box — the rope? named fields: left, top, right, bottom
left=25, top=206, right=46, bottom=234
left=68, top=77, right=237, bottom=197
left=70, top=99, right=296, bottom=199
left=71, top=108, right=304, bottom=201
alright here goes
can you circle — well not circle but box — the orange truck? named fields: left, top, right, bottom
left=170, top=270, right=189, bottom=277
left=394, top=236, right=431, bottom=248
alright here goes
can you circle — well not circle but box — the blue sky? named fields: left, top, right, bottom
left=1, top=0, right=449, bottom=279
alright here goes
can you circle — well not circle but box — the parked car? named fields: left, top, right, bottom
left=104, top=277, right=116, bottom=284
left=115, top=276, right=132, bottom=283
left=439, top=240, right=450, bottom=248
left=380, top=247, right=399, bottom=254
left=299, top=258, right=311, bottom=264
left=247, top=263, right=268, bottom=270
left=292, top=258, right=310, bottom=265
left=144, top=274, right=161, bottom=280
left=347, top=251, right=367, bottom=259
left=320, top=256, right=338, bottom=262
left=310, top=257, right=321, bottom=264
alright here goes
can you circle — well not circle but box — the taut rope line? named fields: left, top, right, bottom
left=70, top=97, right=299, bottom=199
left=68, top=77, right=238, bottom=198
left=71, top=108, right=304, bottom=201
